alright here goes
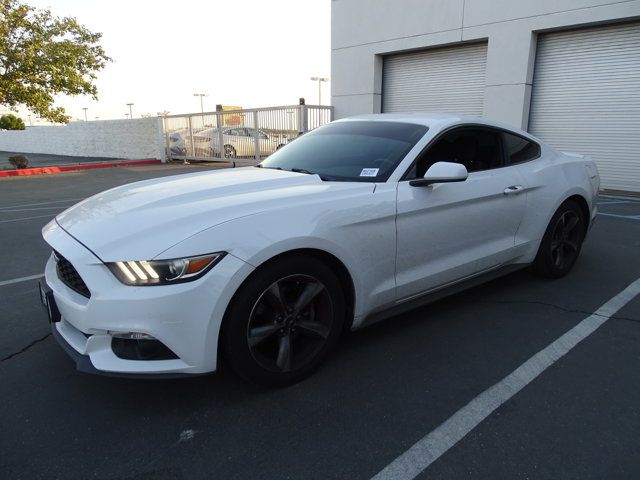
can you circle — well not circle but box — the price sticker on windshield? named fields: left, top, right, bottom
left=360, top=168, right=379, bottom=177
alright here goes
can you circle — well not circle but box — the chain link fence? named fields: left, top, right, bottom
left=162, top=105, right=333, bottom=163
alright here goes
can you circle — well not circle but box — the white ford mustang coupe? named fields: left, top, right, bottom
left=40, top=113, right=600, bottom=385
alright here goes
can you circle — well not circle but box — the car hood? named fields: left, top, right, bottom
left=54, top=167, right=374, bottom=261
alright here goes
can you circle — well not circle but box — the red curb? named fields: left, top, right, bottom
left=0, top=159, right=161, bottom=177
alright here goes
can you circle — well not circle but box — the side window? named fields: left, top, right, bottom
left=413, top=128, right=504, bottom=178
left=502, top=132, right=540, bottom=164
left=228, top=128, right=247, bottom=137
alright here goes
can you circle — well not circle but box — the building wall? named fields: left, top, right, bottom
left=331, top=0, right=640, bottom=128
left=0, top=117, right=165, bottom=160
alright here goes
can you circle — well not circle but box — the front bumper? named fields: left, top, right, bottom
left=42, top=220, right=253, bottom=376
left=50, top=322, right=206, bottom=379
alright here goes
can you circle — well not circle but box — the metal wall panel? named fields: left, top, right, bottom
left=530, top=22, right=640, bottom=193
left=382, top=43, right=488, bottom=115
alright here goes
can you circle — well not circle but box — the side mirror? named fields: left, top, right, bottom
left=409, top=161, right=468, bottom=187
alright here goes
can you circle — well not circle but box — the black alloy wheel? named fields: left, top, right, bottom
left=534, top=199, right=586, bottom=278
left=550, top=210, right=582, bottom=270
left=247, top=274, right=333, bottom=373
left=221, top=255, right=345, bottom=386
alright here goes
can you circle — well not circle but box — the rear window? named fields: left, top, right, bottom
left=503, top=132, right=540, bottom=164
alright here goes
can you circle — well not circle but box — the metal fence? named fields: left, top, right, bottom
left=162, top=105, right=333, bottom=163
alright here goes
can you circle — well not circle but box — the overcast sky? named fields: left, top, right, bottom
left=13, top=0, right=331, bottom=123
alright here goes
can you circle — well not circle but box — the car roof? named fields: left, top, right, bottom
left=335, top=112, right=536, bottom=140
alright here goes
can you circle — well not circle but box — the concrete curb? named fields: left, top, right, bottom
left=0, top=159, right=161, bottom=178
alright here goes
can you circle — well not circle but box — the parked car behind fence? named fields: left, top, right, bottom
left=162, top=105, right=333, bottom=163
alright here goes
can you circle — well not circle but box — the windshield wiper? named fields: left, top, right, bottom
left=289, top=168, right=314, bottom=175
left=256, top=165, right=283, bottom=170
left=289, top=168, right=332, bottom=181
left=257, top=165, right=329, bottom=180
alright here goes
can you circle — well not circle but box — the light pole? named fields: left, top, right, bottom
left=310, top=77, right=329, bottom=105
left=126, top=103, right=134, bottom=119
left=125, top=113, right=129, bottom=119
left=82, top=107, right=88, bottom=121
left=193, top=93, right=207, bottom=115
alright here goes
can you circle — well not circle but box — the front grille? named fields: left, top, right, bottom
left=54, top=251, right=91, bottom=298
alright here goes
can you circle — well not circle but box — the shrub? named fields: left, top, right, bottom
left=8, top=155, right=29, bottom=169
left=0, top=114, right=26, bottom=130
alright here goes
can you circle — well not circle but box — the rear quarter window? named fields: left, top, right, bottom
left=503, top=132, right=540, bottom=164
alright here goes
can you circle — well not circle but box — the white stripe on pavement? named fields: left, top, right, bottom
left=0, top=214, right=55, bottom=224
left=0, top=273, right=44, bottom=287
left=371, top=277, right=640, bottom=480
left=0, top=206, right=70, bottom=213
left=598, top=213, right=640, bottom=221
left=0, top=198, right=84, bottom=210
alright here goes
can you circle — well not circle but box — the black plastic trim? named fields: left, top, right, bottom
left=50, top=326, right=210, bottom=379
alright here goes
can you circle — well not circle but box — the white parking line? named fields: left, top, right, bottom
left=0, top=273, right=44, bottom=287
left=0, top=206, right=70, bottom=213
left=598, top=212, right=640, bottom=221
left=0, top=214, right=55, bottom=224
left=371, top=278, right=640, bottom=480
left=0, top=198, right=84, bottom=210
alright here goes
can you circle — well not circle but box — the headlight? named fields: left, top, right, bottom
left=106, top=252, right=225, bottom=285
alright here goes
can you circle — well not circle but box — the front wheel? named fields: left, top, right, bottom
left=221, top=255, right=345, bottom=386
left=534, top=200, right=586, bottom=278
left=224, top=144, right=236, bottom=158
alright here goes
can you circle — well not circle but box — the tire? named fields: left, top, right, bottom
left=224, top=145, right=236, bottom=158
left=533, top=199, right=586, bottom=278
left=221, top=255, right=345, bottom=386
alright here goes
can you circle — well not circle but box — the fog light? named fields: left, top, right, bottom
left=109, top=331, right=156, bottom=340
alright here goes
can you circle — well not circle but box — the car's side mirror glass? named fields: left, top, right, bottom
left=409, top=161, right=468, bottom=187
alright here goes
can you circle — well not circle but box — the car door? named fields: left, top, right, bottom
left=229, top=128, right=253, bottom=157
left=257, top=130, right=275, bottom=156
left=395, top=126, right=527, bottom=300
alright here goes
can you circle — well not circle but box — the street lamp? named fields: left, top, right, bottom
left=125, top=113, right=130, bottom=119
left=82, top=107, right=88, bottom=121
left=310, top=77, right=329, bottom=105
left=193, top=93, right=207, bottom=115
left=126, top=103, right=134, bottom=119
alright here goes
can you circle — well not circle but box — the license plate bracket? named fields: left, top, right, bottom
left=39, top=281, right=61, bottom=324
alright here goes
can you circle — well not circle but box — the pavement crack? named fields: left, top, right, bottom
left=479, top=299, right=640, bottom=324
left=1, top=333, right=51, bottom=362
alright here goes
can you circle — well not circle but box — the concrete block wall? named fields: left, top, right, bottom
left=0, top=117, right=165, bottom=160
left=331, top=0, right=640, bottom=128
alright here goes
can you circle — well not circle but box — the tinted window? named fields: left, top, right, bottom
left=227, top=128, right=246, bottom=137
left=260, top=121, right=427, bottom=182
left=503, top=132, right=540, bottom=164
left=412, top=128, right=503, bottom=178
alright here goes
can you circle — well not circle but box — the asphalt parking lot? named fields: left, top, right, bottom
left=1, top=165, right=639, bottom=480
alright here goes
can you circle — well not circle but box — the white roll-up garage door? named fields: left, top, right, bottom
left=382, top=43, right=487, bottom=115
left=529, top=22, right=640, bottom=193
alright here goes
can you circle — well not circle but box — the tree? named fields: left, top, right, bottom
left=0, top=113, right=24, bottom=129
left=0, top=0, right=111, bottom=123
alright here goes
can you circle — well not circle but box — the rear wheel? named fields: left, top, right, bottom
left=221, top=255, right=345, bottom=386
left=534, top=200, right=586, bottom=278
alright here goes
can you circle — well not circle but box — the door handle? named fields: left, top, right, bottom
left=503, top=185, right=524, bottom=195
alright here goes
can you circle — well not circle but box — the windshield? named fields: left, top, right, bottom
left=259, top=121, right=428, bottom=182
